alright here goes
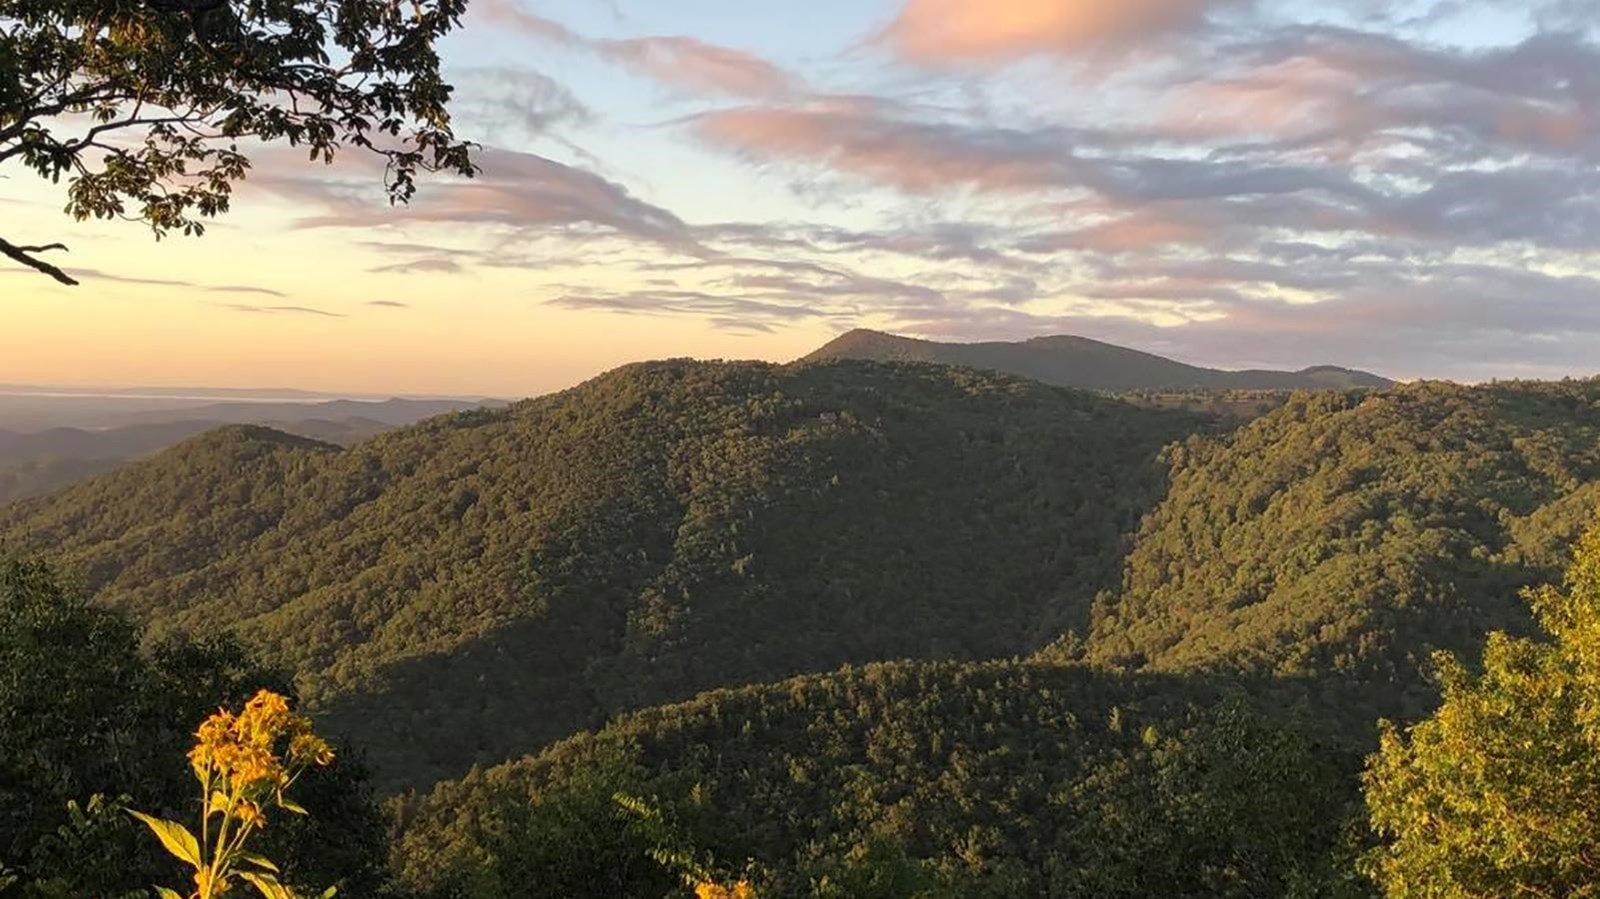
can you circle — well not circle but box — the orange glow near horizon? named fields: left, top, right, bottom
left=2, top=187, right=835, bottom=398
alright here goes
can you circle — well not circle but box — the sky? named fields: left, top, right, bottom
left=5, top=0, right=1600, bottom=397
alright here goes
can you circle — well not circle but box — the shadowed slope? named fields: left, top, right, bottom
left=0, top=360, right=1200, bottom=788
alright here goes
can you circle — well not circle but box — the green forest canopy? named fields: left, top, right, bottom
left=1064, top=379, right=1600, bottom=722
left=393, top=660, right=1368, bottom=899
left=5, top=364, right=1600, bottom=788
left=3, top=361, right=1600, bottom=897
left=0, top=360, right=1202, bottom=788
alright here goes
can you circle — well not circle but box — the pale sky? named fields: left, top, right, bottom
left=6, top=0, right=1600, bottom=397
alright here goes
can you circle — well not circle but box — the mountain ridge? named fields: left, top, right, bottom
left=0, top=359, right=1203, bottom=788
left=804, top=328, right=1393, bottom=392
left=8, top=359, right=1597, bottom=803
left=0, top=399, right=498, bottom=505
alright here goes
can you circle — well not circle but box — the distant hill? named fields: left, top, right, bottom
left=804, top=329, right=1392, bottom=392
left=0, top=360, right=1201, bottom=788
left=105, top=397, right=493, bottom=428
left=0, top=398, right=496, bottom=505
left=0, top=391, right=496, bottom=432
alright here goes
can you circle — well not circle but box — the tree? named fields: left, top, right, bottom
left=1061, top=697, right=1370, bottom=899
left=1363, top=519, right=1600, bottom=897
left=0, top=0, right=475, bottom=284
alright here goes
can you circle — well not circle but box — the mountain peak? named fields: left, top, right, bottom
left=805, top=330, right=1392, bottom=392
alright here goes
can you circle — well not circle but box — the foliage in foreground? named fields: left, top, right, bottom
left=131, top=689, right=336, bottom=899
left=1364, top=520, right=1600, bottom=897
left=0, top=560, right=384, bottom=898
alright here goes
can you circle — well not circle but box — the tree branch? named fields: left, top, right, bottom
left=0, top=239, right=79, bottom=285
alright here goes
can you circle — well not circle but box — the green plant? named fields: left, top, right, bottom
left=131, top=690, right=335, bottom=899
left=614, top=793, right=756, bottom=899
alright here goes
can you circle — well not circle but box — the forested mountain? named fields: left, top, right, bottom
left=6, top=365, right=1597, bottom=795
left=393, top=660, right=1366, bottom=899
left=6, top=360, right=1600, bottom=898
left=805, top=329, right=1392, bottom=392
left=0, top=360, right=1200, bottom=788
left=382, top=377, right=1600, bottom=898
left=1055, top=379, right=1600, bottom=723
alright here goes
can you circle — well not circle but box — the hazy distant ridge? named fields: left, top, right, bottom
left=804, top=329, right=1392, bottom=392
left=0, top=397, right=496, bottom=505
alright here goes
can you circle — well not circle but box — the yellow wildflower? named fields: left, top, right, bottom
left=234, top=689, right=292, bottom=747
left=236, top=800, right=264, bottom=829
left=289, top=729, right=336, bottom=767
left=694, top=881, right=755, bottom=899
left=185, top=690, right=323, bottom=787
left=190, top=709, right=237, bottom=776
left=137, top=689, right=336, bottom=899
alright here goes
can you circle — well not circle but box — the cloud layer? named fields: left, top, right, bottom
left=180, top=0, right=1600, bottom=379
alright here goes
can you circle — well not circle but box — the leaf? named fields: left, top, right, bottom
left=236, top=851, right=281, bottom=872
left=277, top=797, right=308, bottom=815
left=209, top=790, right=232, bottom=817
left=319, top=888, right=338, bottom=898
left=239, top=870, right=291, bottom=899
left=128, top=810, right=202, bottom=868
left=155, top=887, right=185, bottom=899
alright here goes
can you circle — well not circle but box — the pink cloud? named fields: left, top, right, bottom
left=1162, top=30, right=1600, bottom=160
left=474, top=0, right=576, bottom=43
left=1163, top=55, right=1370, bottom=144
left=1058, top=212, right=1218, bottom=252
left=693, top=100, right=1073, bottom=192
left=600, top=36, right=800, bottom=99
left=475, top=0, right=799, bottom=99
left=880, top=0, right=1240, bottom=64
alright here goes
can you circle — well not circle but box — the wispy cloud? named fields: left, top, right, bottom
left=451, top=67, right=593, bottom=141
left=214, top=303, right=344, bottom=318
left=3, top=266, right=288, bottom=297
left=476, top=0, right=804, bottom=99
left=253, top=146, right=701, bottom=255
left=369, top=258, right=466, bottom=275
left=549, top=290, right=832, bottom=333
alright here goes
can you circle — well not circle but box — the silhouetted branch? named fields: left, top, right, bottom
left=0, top=238, right=79, bottom=285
